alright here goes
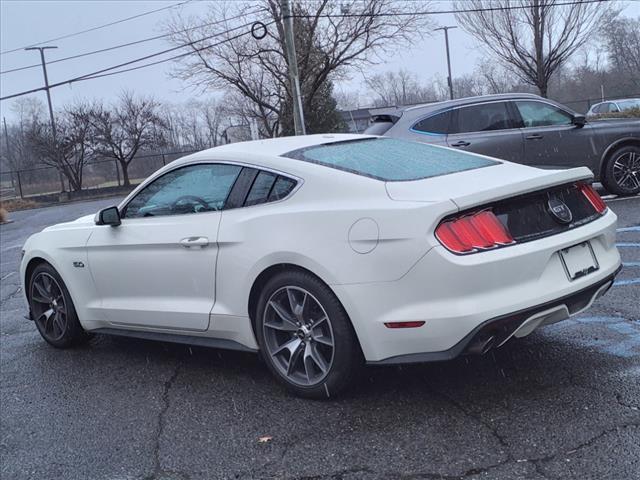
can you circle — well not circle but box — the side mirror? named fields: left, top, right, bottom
left=572, top=114, right=586, bottom=128
left=95, top=206, right=121, bottom=226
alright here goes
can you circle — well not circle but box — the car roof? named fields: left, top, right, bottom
left=372, top=93, right=543, bottom=118
left=180, top=133, right=372, bottom=160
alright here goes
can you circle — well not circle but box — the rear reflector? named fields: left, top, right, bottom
left=384, top=321, right=426, bottom=329
left=435, top=210, right=514, bottom=254
left=578, top=182, right=607, bottom=214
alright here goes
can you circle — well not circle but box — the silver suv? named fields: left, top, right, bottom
left=367, top=93, right=640, bottom=195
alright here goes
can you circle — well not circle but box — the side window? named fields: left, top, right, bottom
left=514, top=101, right=572, bottom=127
left=591, top=104, right=603, bottom=114
left=450, top=102, right=512, bottom=134
left=268, top=176, right=296, bottom=201
left=412, top=110, right=451, bottom=134
left=243, top=171, right=297, bottom=207
left=124, top=163, right=241, bottom=218
left=244, top=171, right=277, bottom=206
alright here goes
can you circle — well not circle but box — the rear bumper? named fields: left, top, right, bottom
left=368, top=265, right=620, bottom=365
left=333, top=210, right=621, bottom=363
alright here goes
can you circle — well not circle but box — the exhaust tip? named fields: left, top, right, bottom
left=467, top=334, right=496, bottom=355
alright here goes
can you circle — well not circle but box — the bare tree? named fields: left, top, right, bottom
left=454, top=0, right=617, bottom=97
left=90, top=92, right=166, bottom=186
left=602, top=16, right=640, bottom=88
left=163, top=99, right=224, bottom=150
left=166, top=0, right=433, bottom=134
left=365, top=69, right=439, bottom=107
left=27, top=102, right=95, bottom=191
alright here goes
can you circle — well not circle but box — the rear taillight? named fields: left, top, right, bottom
left=435, top=210, right=514, bottom=254
left=578, top=182, right=607, bottom=214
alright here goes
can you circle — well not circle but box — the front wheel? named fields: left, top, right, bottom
left=255, top=270, right=362, bottom=399
left=602, top=145, right=640, bottom=196
left=28, top=263, right=91, bottom=348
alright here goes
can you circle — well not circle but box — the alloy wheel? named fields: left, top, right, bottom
left=612, top=151, right=640, bottom=191
left=262, top=286, right=335, bottom=386
left=30, top=272, right=68, bottom=342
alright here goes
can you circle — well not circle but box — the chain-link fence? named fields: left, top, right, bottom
left=0, top=149, right=198, bottom=201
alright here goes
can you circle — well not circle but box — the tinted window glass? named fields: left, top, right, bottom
left=413, top=110, right=451, bottom=134
left=245, top=171, right=277, bottom=206
left=515, top=101, right=572, bottom=127
left=124, top=164, right=241, bottom=218
left=269, top=177, right=296, bottom=201
left=451, top=102, right=511, bottom=134
left=284, top=138, right=498, bottom=181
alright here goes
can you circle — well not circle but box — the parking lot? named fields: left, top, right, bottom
left=1, top=195, right=638, bottom=480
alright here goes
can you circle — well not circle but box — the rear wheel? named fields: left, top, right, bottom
left=255, top=269, right=362, bottom=399
left=28, top=263, right=90, bottom=348
left=602, top=145, right=640, bottom=196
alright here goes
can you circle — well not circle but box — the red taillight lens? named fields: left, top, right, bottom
left=435, top=210, right=514, bottom=254
left=578, top=182, right=607, bottom=214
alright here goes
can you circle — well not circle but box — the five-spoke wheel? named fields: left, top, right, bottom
left=31, top=272, right=68, bottom=343
left=263, top=286, right=335, bottom=386
left=28, top=263, right=90, bottom=348
left=256, top=269, right=361, bottom=398
left=603, top=146, right=640, bottom=196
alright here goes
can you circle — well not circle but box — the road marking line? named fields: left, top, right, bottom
left=613, top=278, right=640, bottom=287
left=623, top=262, right=640, bottom=268
left=616, top=243, right=640, bottom=248
left=617, top=226, right=640, bottom=233
left=1, top=244, right=22, bottom=253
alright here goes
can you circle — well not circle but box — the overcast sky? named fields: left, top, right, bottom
left=1, top=0, right=638, bottom=122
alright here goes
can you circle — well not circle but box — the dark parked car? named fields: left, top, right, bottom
left=366, top=93, right=640, bottom=195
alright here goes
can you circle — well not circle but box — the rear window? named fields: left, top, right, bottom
left=283, top=138, right=498, bottom=181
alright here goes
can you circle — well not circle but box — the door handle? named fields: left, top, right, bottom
left=180, top=236, right=209, bottom=248
left=526, top=134, right=543, bottom=140
left=450, top=141, right=471, bottom=147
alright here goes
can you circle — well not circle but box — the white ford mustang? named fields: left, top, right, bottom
left=21, top=134, right=621, bottom=398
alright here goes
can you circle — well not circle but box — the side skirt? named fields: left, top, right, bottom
left=92, top=327, right=258, bottom=353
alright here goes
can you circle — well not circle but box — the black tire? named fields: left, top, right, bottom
left=28, top=263, right=91, bottom=348
left=255, top=269, right=362, bottom=399
left=601, top=145, right=640, bottom=196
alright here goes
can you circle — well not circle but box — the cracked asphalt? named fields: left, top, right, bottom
left=1, top=195, right=638, bottom=480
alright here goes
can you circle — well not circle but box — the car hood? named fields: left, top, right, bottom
left=385, top=161, right=593, bottom=210
left=43, top=213, right=95, bottom=232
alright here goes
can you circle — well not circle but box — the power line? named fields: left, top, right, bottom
left=0, top=19, right=271, bottom=102
left=0, top=9, right=261, bottom=75
left=0, top=0, right=612, bottom=101
left=82, top=22, right=276, bottom=82
left=0, top=0, right=191, bottom=55
left=291, top=0, right=611, bottom=18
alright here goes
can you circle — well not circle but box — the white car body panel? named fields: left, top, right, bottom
left=20, top=134, right=622, bottom=363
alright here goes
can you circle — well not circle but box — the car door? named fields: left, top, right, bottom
left=445, top=101, right=525, bottom=162
left=86, top=162, right=242, bottom=331
left=512, top=100, right=600, bottom=172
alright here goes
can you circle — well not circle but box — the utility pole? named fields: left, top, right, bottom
left=434, top=26, right=457, bottom=100
left=25, top=45, right=65, bottom=191
left=281, top=0, right=306, bottom=135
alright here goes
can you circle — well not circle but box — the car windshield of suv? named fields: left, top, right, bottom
left=283, top=138, right=499, bottom=181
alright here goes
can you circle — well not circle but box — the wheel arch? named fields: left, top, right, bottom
left=247, top=263, right=364, bottom=354
left=599, top=137, right=640, bottom=181
left=24, top=257, right=50, bottom=299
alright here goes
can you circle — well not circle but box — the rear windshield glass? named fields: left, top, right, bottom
left=283, top=138, right=498, bottom=181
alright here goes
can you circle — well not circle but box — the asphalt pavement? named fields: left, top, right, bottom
left=1, top=195, right=638, bottom=480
